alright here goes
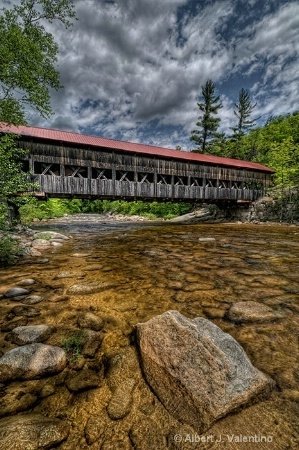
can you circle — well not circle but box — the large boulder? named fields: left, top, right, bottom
left=0, top=414, right=69, bottom=450
left=136, top=311, right=274, bottom=433
left=0, top=344, right=66, bottom=382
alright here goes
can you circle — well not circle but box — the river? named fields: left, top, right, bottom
left=0, top=218, right=298, bottom=449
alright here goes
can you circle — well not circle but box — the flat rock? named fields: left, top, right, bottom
left=4, top=287, right=29, bottom=298
left=55, top=271, right=85, bottom=279
left=136, top=310, right=274, bottom=433
left=17, top=279, right=36, bottom=286
left=82, top=330, right=102, bottom=357
left=0, top=384, right=37, bottom=417
left=66, top=368, right=100, bottom=392
left=77, top=312, right=104, bottom=331
left=67, top=282, right=117, bottom=295
left=32, top=239, right=51, bottom=248
left=49, top=294, right=69, bottom=303
left=34, top=231, right=69, bottom=241
left=85, top=415, right=108, bottom=445
left=227, top=301, right=282, bottom=323
left=10, top=325, right=53, bottom=345
left=23, top=295, right=44, bottom=305
left=129, top=417, right=166, bottom=450
left=198, top=237, right=216, bottom=242
left=0, top=414, right=69, bottom=450
left=107, top=378, right=135, bottom=420
left=8, top=305, right=40, bottom=318
left=51, top=241, right=63, bottom=247
left=0, top=343, right=67, bottom=382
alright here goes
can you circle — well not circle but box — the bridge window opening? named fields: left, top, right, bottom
left=65, top=165, right=88, bottom=178
left=244, top=181, right=263, bottom=190
left=190, top=177, right=203, bottom=187
left=92, top=168, right=112, bottom=180
left=21, top=160, right=29, bottom=173
left=137, top=172, right=154, bottom=183
left=231, top=181, right=242, bottom=189
left=206, top=179, right=217, bottom=188
left=34, top=162, right=60, bottom=176
left=219, top=180, right=228, bottom=189
left=174, top=176, right=188, bottom=186
left=116, top=171, right=135, bottom=182
left=157, top=174, right=172, bottom=185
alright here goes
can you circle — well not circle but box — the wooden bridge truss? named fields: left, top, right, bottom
left=20, top=140, right=272, bottom=203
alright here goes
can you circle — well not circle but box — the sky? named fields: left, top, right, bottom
left=3, top=0, right=299, bottom=149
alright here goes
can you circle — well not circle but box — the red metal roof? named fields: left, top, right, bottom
left=0, top=123, right=274, bottom=173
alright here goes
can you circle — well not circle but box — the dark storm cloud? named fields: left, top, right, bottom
left=16, top=0, right=298, bottom=148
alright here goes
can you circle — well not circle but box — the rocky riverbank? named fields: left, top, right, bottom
left=0, top=229, right=71, bottom=265
left=170, top=197, right=299, bottom=225
left=0, top=221, right=298, bottom=449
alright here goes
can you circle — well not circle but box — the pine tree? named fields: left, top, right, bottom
left=232, top=88, right=256, bottom=139
left=190, top=80, right=222, bottom=153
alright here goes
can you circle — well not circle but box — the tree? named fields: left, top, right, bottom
left=190, top=80, right=222, bottom=153
left=232, top=88, right=256, bottom=140
left=0, top=0, right=76, bottom=227
left=0, top=134, right=34, bottom=198
left=0, top=0, right=76, bottom=125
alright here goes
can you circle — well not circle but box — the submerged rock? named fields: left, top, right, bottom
left=227, top=301, right=283, bottom=323
left=107, top=378, right=136, bottom=420
left=129, top=417, right=166, bottom=450
left=23, top=295, right=44, bottom=305
left=0, top=383, right=37, bottom=417
left=8, top=305, right=40, bottom=318
left=82, top=330, right=102, bottom=357
left=136, top=310, right=274, bottom=432
left=66, top=368, right=100, bottom=392
left=10, top=325, right=53, bottom=345
left=77, top=312, right=104, bottom=331
left=0, top=343, right=66, bottom=382
left=3, top=287, right=29, bottom=298
left=17, top=279, right=36, bottom=286
left=0, top=414, right=69, bottom=450
left=67, top=282, right=117, bottom=295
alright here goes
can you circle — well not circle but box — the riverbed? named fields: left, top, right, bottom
left=0, top=219, right=298, bottom=449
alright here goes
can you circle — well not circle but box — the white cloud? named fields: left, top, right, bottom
left=19, top=0, right=299, bottom=147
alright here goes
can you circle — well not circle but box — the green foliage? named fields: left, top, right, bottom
left=19, top=198, right=69, bottom=222
left=81, top=199, right=192, bottom=219
left=0, top=202, right=9, bottom=230
left=216, top=112, right=299, bottom=187
left=0, top=234, right=22, bottom=266
left=19, top=198, right=192, bottom=222
left=0, top=0, right=76, bottom=124
left=62, top=330, right=85, bottom=360
left=0, top=1, right=76, bottom=229
left=191, top=79, right=222, bottom=153
left=0, top=134, right=35, bottom=198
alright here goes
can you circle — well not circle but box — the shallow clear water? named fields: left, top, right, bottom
left=0, top=221, right=298, bottom=449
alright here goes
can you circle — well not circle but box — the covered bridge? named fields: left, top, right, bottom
left=2, top=124, right=274, bottom=202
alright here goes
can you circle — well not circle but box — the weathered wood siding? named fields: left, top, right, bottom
left=20, top=139, right=271, bottom=202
